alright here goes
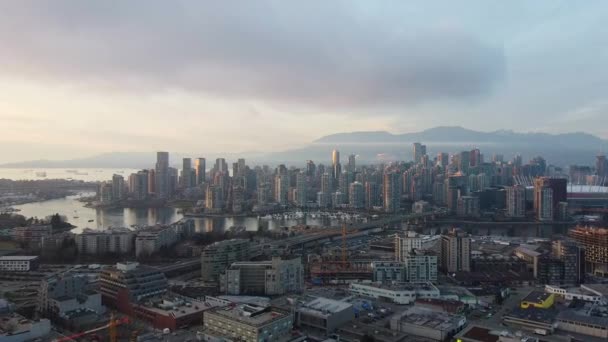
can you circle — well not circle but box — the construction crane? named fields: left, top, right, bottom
left=53, top=313, right=129, bottom=342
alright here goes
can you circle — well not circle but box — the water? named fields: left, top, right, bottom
left=0, top=168, right=140, bottom=182
left=11, top=192, right=343, bottom=234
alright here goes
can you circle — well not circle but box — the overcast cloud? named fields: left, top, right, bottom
left=0, top=1, right=606, bottom=162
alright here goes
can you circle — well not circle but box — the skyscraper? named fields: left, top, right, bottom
left=129, top=170, right=149, bottom=200
left=155, top=151, right=170, bottom=198
left=321, top=172, right=332, bottom=194
left=469, top=148, right=481, bottom=167
left=195, top=158, right=206, bottom=185
left=506, top=185, right=526, bottom=217
left=349, top=181, right=364, bottom=209
left=112, top=174, right=125, bottom=200
left=536, top=187, right=553, bottom=221
left=458, top=151, right=471, bottom=174
left=214, top=158, right=228, bottom=175
left=383, top=172, right=401, bottom=213
left=274, top=174, right=289, bottom=205
left=296, top=172, right=307, bottom=207
left=534, top=177, right=566, bottom=220
left=305, top=160, right=316, bottom=176
left=440, top=228, right=471, bottom=273
left=182, top=158, right=192, bottom=189
left=347, top=154, right=356, bottom=172
left=332, top=149, right=341, bottom=185
left=395, top=231, right=422, bottom=261
left=413, top=143, right=426, bottom=164
left=597, top=154, right=608, bottom=180
left=365, top=182, right=381, bottom=209
left=437, top=152, right=449, bottom=168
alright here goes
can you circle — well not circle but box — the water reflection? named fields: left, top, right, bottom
left=12, top=192, right=344, bottom=234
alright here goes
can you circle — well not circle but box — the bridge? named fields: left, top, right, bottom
left=155, top=257, right=201, bottom=277
left=272, top=210, right=440, bottom=249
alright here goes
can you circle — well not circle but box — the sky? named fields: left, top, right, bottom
left=0, top=1, right=607, bottom=163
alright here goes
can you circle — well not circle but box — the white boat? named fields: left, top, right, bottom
left=35, top=171, right=47, bottom=177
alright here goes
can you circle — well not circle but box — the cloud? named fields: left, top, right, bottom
left=0, top=1, right=505, bottom=109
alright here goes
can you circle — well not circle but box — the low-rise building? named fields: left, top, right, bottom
left=502, top=307, right=556, bottom=333
left=0, top=256, right=39, bottom=271
left=349, top=282, right=440, bottom=305
left=203, top=304, right=293, bottom=342
left=37, top=273, right=104, bottom=328
left=297, top=297, right=354, bottom=334
left=556, top=308, right=608, bottom=338
left=338, top=322, right=408, bottom=342
left=544, top=284, right=605, bottom=303
left=389, top=306, right=466, bottom=341
left=132, top=294, right=218, bottom=330
left=11, top=225, right=52, bottom=247
left=75, top=227, right=134, bottom=255
left=220, top=256, right=303, bottom=296
left=520, top=291, right=554, bottom=309
left=0, top=312, right=51, bottom=342
left=99, top=262, right=168, bottom=313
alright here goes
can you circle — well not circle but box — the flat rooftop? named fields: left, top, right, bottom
left=209, top=304, right=289, bottom=327
left=523, top=291, right=552, bottom=304
left=557, top=309, right=608, bottom=328
left=0, top=313, right=46, bottom=335
left=299, top=297, right=353, bottom=317
left=583, top=283, right=608, bottom=296
left=458, top=326, right=500, bottom=342
left=0, top=255, right=38, bottom=261
left=138, top=296, right=217, bottom=318
left=504, top=307, right=557, bottom=324
left=393, top=307, right=464, bottom=331
left=353, top=282, right=438, bottom=292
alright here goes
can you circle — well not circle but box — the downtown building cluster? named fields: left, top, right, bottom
left=95, top=146, right=608, bottom=223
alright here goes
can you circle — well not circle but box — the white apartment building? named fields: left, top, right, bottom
left=0, top=256, right=39, bottom=271
left=75, top=228, right=134, bottom=255
left=135, top=226, right=178, bottom=257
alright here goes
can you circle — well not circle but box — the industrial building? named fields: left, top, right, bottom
left=203, top=304, right=293, bottom=342
left=297, top=297, right=354, bottom=334
left=389, top=306, right=466, bottom=341
left=544, top=284, right=606, bottom=304
left=0, top=311, right=51, bottom=342
left=349, top=282, right=440, bottom=305
left=520, top=291, right=554, bottom=309
left=556, top=308, right=608, bottom=338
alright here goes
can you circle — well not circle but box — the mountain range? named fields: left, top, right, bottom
left=1, top=126, right=606, bottom=168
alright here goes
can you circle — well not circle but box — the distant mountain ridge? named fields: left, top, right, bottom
left=315, top=126, right=606, bottom=148
left=1, top=126, right=606, bottom=168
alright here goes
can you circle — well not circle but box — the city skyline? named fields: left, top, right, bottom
left=1, top=2, right=607, bottom=163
